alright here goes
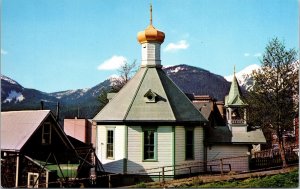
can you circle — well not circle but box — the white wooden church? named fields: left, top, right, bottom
left=93, top=5, right=265, bottom=178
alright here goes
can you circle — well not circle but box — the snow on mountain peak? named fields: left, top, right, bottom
left=224, top=64, right=260, bottom=82
left=3, top=90, right=25, bottom=103
left=1, top=75, right=18, bottom=85
left=224, top=64, right=261, bottom=90
left=166, top=65, right=188, bottom=74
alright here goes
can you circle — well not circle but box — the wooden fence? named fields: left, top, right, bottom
left=250, top=145, right=298, bottom=170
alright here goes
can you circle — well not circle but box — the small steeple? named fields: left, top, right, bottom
left=234, top=64, right=236, bottom=76
left=225, top=66, right=247, bottom=107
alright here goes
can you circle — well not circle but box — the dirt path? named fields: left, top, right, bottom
left=131, top=165, right=298, bottom=188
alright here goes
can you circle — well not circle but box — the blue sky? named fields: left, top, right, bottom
left=1, top=0, right=298, bottom=93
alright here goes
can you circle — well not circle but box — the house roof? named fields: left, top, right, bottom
left=192, top=101, right=212, bottom=120
left=206, top=126, right=266, bottom=144
left=93, top=67, right=207, bottom=125
left=225, top=75, right=247, bottom=107
left=1, top=110, right=73, bottom=152
left=1, top=110, right=51, bottom=151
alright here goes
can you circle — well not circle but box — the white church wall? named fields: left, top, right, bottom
left=127, top=126, right=174, bottom=175
left=175, top=126, right=204, bottom=175
left=96, top=125, right=126, bottom=174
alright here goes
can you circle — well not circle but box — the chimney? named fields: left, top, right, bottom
left=56, top=102, right=60, bottom=121
left=41, top=101, right=44, bottom=110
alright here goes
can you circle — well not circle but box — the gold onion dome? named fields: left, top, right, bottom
left=137, top=5, right=165, bottom=44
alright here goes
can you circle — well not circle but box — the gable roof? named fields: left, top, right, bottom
left=225, top=75, right=247, bottom=107
left=93, top=67, right=207, bottom=125
left=1, top=110, right=73, bottom=151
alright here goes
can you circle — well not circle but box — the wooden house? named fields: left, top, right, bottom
left=1, top=110, right=93, bottom=188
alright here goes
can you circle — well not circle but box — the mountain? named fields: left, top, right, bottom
left=1, top=64, right=232, bottom=119
left=164, top=64, right=231, bottom=100
left=224, top=64, right=260, bottom=91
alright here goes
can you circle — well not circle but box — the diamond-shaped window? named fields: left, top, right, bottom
left=144, top=89, right=157, bottom=103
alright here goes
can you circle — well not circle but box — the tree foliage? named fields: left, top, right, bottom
left=111, top=60, right=137, bottom=92
left=246, top=38, right=298, bottom=166
left=97, top=60, right=137, bottom=109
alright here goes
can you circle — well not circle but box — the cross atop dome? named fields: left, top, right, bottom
left=137, top=4, right=165, bottom=44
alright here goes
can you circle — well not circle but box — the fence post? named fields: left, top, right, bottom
left=189, top=167, right=192, bottom=176
left=159, top=172, right=160, bottom=182
left=108, top=175, right=111, bottom=188
left=162, top=167, right=165, bottom=184
left=220, top=159, right=223, bottom=175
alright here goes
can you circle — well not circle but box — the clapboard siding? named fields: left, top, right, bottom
left=127, top=126, right=173, bottom=175
left=207, top=145, right=249, bottom=172
left=96, top=125, right=125, bottom=174
left=175, top=126, right=204, bottom=175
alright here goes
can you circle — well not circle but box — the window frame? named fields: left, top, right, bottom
left=142, top=127, right=158, bottom=162
left=185, top=127, right=195, bottom=160
left=27, top=172, right=39, bottom=188
left=41, top=122, right=51, bottom=145
left=106, top=128, right=115, bottom=159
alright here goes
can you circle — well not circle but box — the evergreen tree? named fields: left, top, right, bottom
left=246, top=38, right=298, bottom=167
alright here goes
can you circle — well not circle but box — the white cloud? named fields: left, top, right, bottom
left=97, top=55, right=127, bottom=70
left=254, top=53, right=262, bottom=57
left=164, top=40, right=189, bottom=52
left=1, top=49, right=8, bottom=55
left=244, top=52, right=262, bottom=57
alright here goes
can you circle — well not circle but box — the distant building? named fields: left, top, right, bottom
left=1, top=110, right=92, bottom=188
left=64, top=118, right=96, bottom=148
left=187, top=95, right=225, bottom=128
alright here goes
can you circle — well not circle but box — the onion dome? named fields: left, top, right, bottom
left=137, top=5, right=165, bottom=44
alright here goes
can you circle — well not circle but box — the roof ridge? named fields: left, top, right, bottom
left=155, top=69, right=176, bottom=121
left=123, top=67, right=149, bottom=121
left=2, top=110, right=50, bottom=113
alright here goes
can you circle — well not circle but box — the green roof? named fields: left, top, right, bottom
left=28, top=157, right=79, bottom=178
left=93, top=66, right=207, bottom=124
left=225, top=75, right=247, bottom=107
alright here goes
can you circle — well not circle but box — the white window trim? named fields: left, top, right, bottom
left=106, top=128, right=115, bottom=160
left=27, top=172, right=39, bottom=188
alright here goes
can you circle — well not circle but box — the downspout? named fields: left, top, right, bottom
left=124, top=125, right=128, bottom=174
left=203, top=123, right=207, bottom=172
left=172, top=126, right=176, bottom=177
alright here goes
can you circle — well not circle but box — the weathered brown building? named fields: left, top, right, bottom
left=1, top=110, right=94, bottom=188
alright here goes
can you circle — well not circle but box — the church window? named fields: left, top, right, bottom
left=185, top=128, right=194, bottom=160
left=143, top=128, right=157, bottom=161
left=107, top=129, right=114, bottom=159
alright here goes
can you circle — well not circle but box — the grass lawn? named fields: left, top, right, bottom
left=194, top=169, right=298, bottom=188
